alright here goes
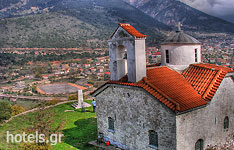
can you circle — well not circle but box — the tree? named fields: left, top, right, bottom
left=34, top=71, right=41, bottom=79
left=11, top=104, right=25, bottom=116
left=48, top=63, right=52, bottom=73
left=0, top=101, right=12, bottom=123
left=20, top=104, right=65, bottom=149
left=47, top=98, right=60, bottom=105
left=67, top=94, right=78, bottom=100
left=32, top=84, right=38, bottom=93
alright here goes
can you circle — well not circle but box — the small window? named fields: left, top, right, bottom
left=195, top=139, right=204, bottom=150
left=149, top=130, right=158, bottom=148
left=166, top=50, right=169, bottom=63
left=195, top=49, right=198, bottom=62
left=108, top=117, right=114, bottom=131
left=127, top=93, right=130, bottom=97
left=224, top=116, right=229, bottom=129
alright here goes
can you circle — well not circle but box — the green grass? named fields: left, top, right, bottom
left=0, top=99, right=39, bottom=111
left=0, top=100, right=98, bottom=150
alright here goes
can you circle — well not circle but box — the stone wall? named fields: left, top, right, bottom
left=96, top=85, right=176, bottom=150
left=176, top=74, right=234, bottom=150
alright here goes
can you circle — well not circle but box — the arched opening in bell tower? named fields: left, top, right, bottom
left=116, top=45, right=128, bottom=79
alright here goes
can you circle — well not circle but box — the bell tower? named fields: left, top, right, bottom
left=108, top=23, right=147, bottom=83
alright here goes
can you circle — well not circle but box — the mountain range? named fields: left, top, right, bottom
left=123, top=0, right=234, bottom=32
left=0, top=0, right=233, bottom=48
left=0, top=0, right=170, bottom=48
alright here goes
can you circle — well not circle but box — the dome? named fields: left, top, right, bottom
left=162, top=31, right=200, bottom=45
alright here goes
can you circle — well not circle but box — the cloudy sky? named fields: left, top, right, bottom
left=179, top=0, right=234, bottom=23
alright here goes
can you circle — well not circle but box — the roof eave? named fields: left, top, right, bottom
left=90, top=83, right=109, bottom=97
left=176, top=103, right=208, bottom=115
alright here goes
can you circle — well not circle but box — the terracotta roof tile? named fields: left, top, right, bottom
left=91, top=63, right=232, bottom=112
left=119, top=23, right=147, bottom=38
left=182, top=63, right=233, bottom=101
left=145, top=66, right=207, bottom=112
left=92, top=66, right=207, bottom=112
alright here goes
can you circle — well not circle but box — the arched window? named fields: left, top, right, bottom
left=149, top=130, right=158, bottom=148
left=195, top=49, right=198, bottom=62
left=195, top=139, right=204, bottom=150
left=108, top=117, right=114, bottom=131
left=166, top=50, right=169, bottom=63
left=224, top=116, right=229, bottom=129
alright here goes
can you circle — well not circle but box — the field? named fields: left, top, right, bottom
left=0, top=100, right=98, bottom=150
left=37, top=83, right=86, bottom=95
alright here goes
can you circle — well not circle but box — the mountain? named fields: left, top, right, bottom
left=0, top=0, right=170, bottom=48
left=123, top=0, right=234, bottom=33
left=123, top=0, right=150, bottom=7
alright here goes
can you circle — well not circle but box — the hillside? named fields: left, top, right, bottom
left=0, top=0, right=170, bottom=48
left=123, top=0, right=234, bottom=33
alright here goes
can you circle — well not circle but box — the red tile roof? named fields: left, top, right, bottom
left=119, top=23, right=147, bottom=38
left=92, top=63, right=233, bottom=112
left=155, top=52, right=161, bottom=55
left=182, top=63, right=233, bottom=101
left=85, top=83, right=93, bottom=87
left=145, top=66, right=207, bottom=112
left=106, top=76, right=181, bottom=112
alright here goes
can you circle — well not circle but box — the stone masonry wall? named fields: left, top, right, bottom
left=96, top=85, right=176, bottom=150
left=176, top=75, right=234, bottom=150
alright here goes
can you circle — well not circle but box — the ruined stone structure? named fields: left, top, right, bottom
left=91, top=23, right=234, bottom=150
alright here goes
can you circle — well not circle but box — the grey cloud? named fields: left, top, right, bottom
left=207, top=0, right=220, bottom=6
left=180, top=0, right=234, bottom=23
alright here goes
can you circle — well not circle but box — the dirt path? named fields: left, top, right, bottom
left=4, top=100, right=90, bottom=123
left=0, top=94, right=67, bottom=101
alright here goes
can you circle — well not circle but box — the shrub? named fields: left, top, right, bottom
left=47, top=98, right=60, bottom=105
left=11, top=104, right=25, bottom=116
left=67, top=94, right=77, bottom=100
left=0, top=101, right=12, bottom=122
left=20, top=142, right=52, bottom=150
left=20, top=105, right=65, bottom=150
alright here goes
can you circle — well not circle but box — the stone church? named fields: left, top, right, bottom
left=91, top=23, right=234, bottom=150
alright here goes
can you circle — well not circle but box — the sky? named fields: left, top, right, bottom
left=179, top=0, right=234, bottom=23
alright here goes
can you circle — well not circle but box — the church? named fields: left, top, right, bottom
left=91, top=23, right=234, bottom=150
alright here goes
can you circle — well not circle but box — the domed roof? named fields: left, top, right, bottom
left=162, top=30, right=200, bottom=45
